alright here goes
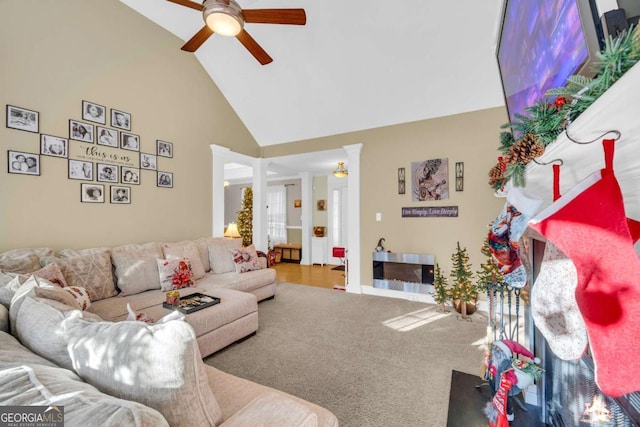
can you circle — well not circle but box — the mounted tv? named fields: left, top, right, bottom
left=496, top=0, right=604, bottom=126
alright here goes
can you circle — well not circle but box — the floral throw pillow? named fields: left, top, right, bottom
left=63, top=286, right=92, bottom=311
left=157, top=258, right=194, bottom=291
left=230, top=244, right=262, bottom=274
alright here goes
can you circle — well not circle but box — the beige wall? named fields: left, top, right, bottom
left=262, top=107, right=508, bottom=286
left=0, top=0, right=258, bottom=252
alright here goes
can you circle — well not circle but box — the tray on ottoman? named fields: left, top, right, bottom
left=163, top=292, right=220, bottom=314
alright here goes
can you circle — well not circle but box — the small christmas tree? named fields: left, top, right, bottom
left=449, top=242, right=476, bottom=320
left=237, top=187, right=253, bottom=247
left=432, top=263, right=450, bottom=313
left=477, top=236, right=506, bottom=323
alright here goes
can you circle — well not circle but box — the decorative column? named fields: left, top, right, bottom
left=252, top=158, right=268, bottom=253
left=209, top=144, right=231, bottom=237
left=300, top=171, right=312, bottom=264
left=344, top=143, right=363, bottom=293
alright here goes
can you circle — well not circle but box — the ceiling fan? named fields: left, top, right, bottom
left=167, top=0, right=306, bottom=65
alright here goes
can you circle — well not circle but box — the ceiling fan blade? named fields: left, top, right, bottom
left=243, top=9, right=306, bottom=25
left=236, top=30, right=273, bottom=65
left=181, top=26, right=214, bottom=52
left=166, top=0, right=204, bottom=11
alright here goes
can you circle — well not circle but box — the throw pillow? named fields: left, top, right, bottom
left=34, top=286, right=82, bottom=310
left=230, top=244, right=262, bottom=274
left=63, top=286, right=92, bottom=310
left=40, top=252, right=117, bottom=302
left=0, top=271, right=27, bottom=308
left=62, top=314, right=224, bottom=427
left=208, top=238, right=242, bottom=274
left=194, top=237, right=215, bottom=272
left=162, top=241, right=206, bottom=279
left=111, top=243, right=163, bottom=296
left=157, top=258, right=194, bottom=291
left=0, top=247, right=52, bottom=274
left=32, top=262, right=68, bottom=287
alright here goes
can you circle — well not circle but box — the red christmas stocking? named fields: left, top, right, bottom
left=529, top=139, right=640, bottom=397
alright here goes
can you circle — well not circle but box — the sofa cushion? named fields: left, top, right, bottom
left=0, top=304, right=7, bottom=333
left=162, top=241, right=206, bottom=279
left=9, top=275, right=62, bottom=335
left=40, top=251, right=117, bottom=302
left=157, top=257, right=195, bottom=291
left=0, top=271, right=27, bottom=308
left=197, top=268, right=276, bottom=294
left=63, top=314, right=223, bottom=427
left=194, top=237, right=215, bottom=272
left=230, top=244, right=262, bottom=274
left=0, top=331, right=169, bottom=427
left=13, top=295, right=101, bottom=370
left=0, top=247, right=53, bottom=274
left=208, top=238, right=242, bottom=274
left=222, top=391, right=318, bottom=427
left=111, top=243, right=163, bottom=296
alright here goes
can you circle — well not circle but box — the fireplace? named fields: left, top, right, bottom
left=372, top=252, right=434, bottom=294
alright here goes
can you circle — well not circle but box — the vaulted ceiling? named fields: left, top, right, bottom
left=121, top=0, right=506, bottom=149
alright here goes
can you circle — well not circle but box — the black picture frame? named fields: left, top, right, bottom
left=455, top=162, right=464, bottom=192
left=82, top=100, right=107, bottom=124
left=6, top=105, right=39, bottom=133
left=157, top=171, right=173, bottom=188
left=120, top=132, right=140, bottom=152
left=398, top=167, right=406, bottom=194
left=69, top=119, right=94, bottom=143
left=140, top=152, right=157, bottom=171
left=68, top=159, right=93, bottom=181
left=40, top=134, right=68, bottom=158
left=110, top=185, right=131, bottom=204
left=157, top=140, right=173, bottom=158
left=81, top=183, right=105, bottom=203
left=8, top=150, right=40, bottom=175
left=96, top=126, right=118, bottom=148
left=121, top=166, right=140, bottom=185
left=111, top=109, right=131, bottom=131
left=97, top=163, right=119, bottom=183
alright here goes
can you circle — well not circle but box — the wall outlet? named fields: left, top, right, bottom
left=376, top=212, right=382, bottom=221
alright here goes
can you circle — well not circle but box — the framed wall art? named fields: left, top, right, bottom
left=40, top=135, right=68, bottom=158
left=110, top=185, right=131, bottom=204
left=120, top=132, right=140, bottom=151
left=81, top=183, right=105, bottom=203
left=8, top=150, right=40, bottom=175
left=140, top=153, right=157, bottom=170
left=97, top=163, right=118, bottom=183
left=121, top=167, right=140, bottom=185
left=455, top=162, right=464, bottom=192
left=398, top=167, right=406, bottom=194
left=411, top=158, right=449, bottom=201
left=294, top=199, right=301, bottom=208
left=96, top=126, right=118, bottom=147
left=317, top=199, right=326, bottom=211
left=6, top=105, right=39, bottom=133
left=69, top=120, right=94, bottom=143
left=68, top=159, right=93, bottom=181
left=111, top=109, right=131, bottom=131
left=157, top=171, right=173, bottom=188
left=157, top=140, right=173, bottom=158
left=82, top=100, right=106, bottom=124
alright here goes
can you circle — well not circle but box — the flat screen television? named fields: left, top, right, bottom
left=496, top=0, right=604, bottom=126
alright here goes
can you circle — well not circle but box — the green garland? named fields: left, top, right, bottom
left=488, top=26, right=640, bottom=190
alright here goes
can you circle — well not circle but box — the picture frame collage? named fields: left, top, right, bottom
left=6, top=101, right=175, bottom=203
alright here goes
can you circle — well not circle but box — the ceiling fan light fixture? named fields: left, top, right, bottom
left=333, top=162, right=348, bottom=178
left=203, top=0, right=244, bottom=37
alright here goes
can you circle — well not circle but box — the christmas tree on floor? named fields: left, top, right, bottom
left=476, top=236, right=506, bottom=322
left=432, top=263, right=450, bottom=313
left=237, top=187, right=253, bottom=247
left=449, top=242, right=476, bottom=320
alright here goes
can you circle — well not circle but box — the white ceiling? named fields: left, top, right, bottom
left=120, top=0, right=506, bottom=149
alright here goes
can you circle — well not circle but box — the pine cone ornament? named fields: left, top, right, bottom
left=509, top=134, right=544, bottom=164
left=488, top=163, right=505, bottom=186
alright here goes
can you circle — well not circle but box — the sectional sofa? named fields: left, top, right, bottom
left=0, top=238, right=339, bottom=427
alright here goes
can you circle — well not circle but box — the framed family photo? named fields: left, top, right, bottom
left=68, top=159, right=93, bottom=181
left=96, top=126, right=118, bottom=148
left=69, top=120, right=94, bottom=143
left=157, top=171, right=173, bottom=188
left=111, top=109, right=131, bottom=131
left=140, top=152, right=157, bottom=170
left=82, top=100, right=106, bottom=124
left=8, top=150, right=40, bottom=175
left=120, top=132, right=140, bottom=151
left=40, top=135, right=68, bottom=158
left=157, top=140, right=173, bottom=158
left=110, top=185, right=131, bottom=204
left=6, top=105, right=39, bottom=133
left=97, top=163, right=118, bottom=183
left=81, top=183, right=105, bottom=203
left=121, top=166, right=140, bottom=185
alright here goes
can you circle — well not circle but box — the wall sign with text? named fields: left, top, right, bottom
left=401, top=206, right=458, bottom=218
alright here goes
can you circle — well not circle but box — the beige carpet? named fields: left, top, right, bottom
left=205, top=283, right=489, bottom=427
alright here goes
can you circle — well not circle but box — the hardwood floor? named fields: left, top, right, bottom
left=271, top=262, right=345, bottom=289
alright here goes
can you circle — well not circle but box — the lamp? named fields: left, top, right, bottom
left=224, top=222, right=241, bottom=238
left=333, top=162, right=348, bottom=178
left=203, top=0, right=244, bottom=37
